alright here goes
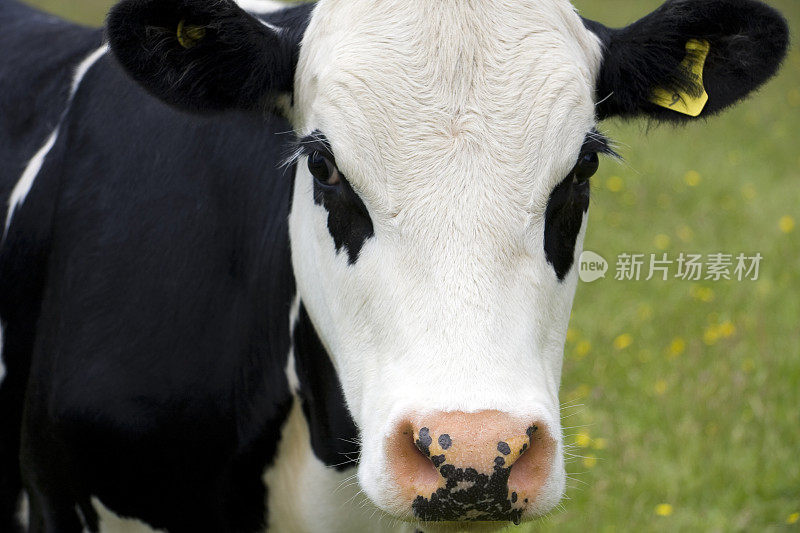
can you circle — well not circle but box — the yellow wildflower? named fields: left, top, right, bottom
left=606, top=176, right=624, bottom=192
left=718, top=321, right=736, bottom=338
left=613, top=334, right=633, bottom=350
left=668, top=337, right=686, bottom=358
left=655, top=504, right=673, bottom=517
left=574, top=432, right=592, bottom=448
left=684, top=170, right=701, bottom=187
left=654, top=234, right=671, bottom=250
left=690, top=285, right=715, bottom=303
left=779, top=215, right=795, bottom=234
left=575, top=340, right=591, bottom=359
left=703, top=325, right=720, bottom=345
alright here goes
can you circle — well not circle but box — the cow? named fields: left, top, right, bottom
left=0, top=0, right=789, bottom=530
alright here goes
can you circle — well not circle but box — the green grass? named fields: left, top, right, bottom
left=540, top=2, right=800, bottom=531
left=22, top=0, right=800, bottom=531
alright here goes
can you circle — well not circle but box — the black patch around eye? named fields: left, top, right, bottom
left=542, top=130, right=614, bottom=280
left=544, top=169, right=591, bottom=281
left=313, top=173, right=374, bottom=265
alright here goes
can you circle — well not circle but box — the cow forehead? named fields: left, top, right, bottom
left=295, top=0, right=602, bottom=217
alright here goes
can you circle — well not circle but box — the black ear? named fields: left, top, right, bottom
left=583, top=0, right=789, bottom=121
left=106, top=0, right=313, bottom=114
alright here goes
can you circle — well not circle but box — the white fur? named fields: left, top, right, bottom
left=235, top=0, right=288, bottom=14
left=4, top=128, right=59, bottom=236
left=286, top=295, right=302, bottom=393
left=17, top=491, right=28, bottom=530
left=4, top=44, right=108, bottom=236
left=19, top=493, right=163, bottom=533
left=90, top=497, right=165, bottom=533
left=236, top=0, right=288, bottom=32
left=266, top=302, right=417, bottom=532
left=265, top=399, right=419, bottom=533
left=288, top=0, right=604, bottom=523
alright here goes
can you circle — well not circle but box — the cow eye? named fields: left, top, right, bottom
left=308, top=151, right=341, bottom=186
left=574, top=152, right=599, bottom=183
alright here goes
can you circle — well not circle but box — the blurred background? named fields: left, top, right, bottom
left=20, top=0, right=800, bottom=531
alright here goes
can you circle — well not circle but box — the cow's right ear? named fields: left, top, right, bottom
left=107, top=0, right=311, bottom=114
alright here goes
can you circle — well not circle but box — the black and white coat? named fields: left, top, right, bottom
left=0, top=0, right=788, bottom=531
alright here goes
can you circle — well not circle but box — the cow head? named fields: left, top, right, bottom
left=108, top=0, right=788, bottom=528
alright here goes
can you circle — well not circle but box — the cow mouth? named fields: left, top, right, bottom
left=411, top=521, right=518, bottom=533
left=409, top=458, right=526, bottom=524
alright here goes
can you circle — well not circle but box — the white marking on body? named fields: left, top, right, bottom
left=235, top=0, right=287, bottom=32
left=266, top=303, right=416, bottom=532
left=286, top=295, right=301, bottom=393
left=4, top=44, right=108, bottom=235
left=69, top=45, right=109, bottom=95
left=17, top=491, right=28, bottom=530
left=4, top=128, right=58, bottom=235
left=91, top=497, right=165, bottom=533
left=75, top=504, right=89, bottom=531
left=264, top=399, right=419, bottom=533
left=235, top=0, right=286, bottom=13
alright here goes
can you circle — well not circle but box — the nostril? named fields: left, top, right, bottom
left=389, top=424, right=441, bottom=497
left=507, top=424, right=555, bottom=503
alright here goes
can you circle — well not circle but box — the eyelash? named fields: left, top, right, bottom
left=583, top=130, right=619, bottom=158
left=281, top=132, right=334, bottom=169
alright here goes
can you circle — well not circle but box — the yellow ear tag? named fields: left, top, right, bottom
left=177, top=19, right=206, bottom=49
left=650, top=39, right=711, bottom=117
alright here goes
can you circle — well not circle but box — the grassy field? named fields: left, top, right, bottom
left=22, top=0, right=800, bottom=531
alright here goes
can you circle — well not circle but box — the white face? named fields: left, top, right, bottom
left=288, top=0, right=604, bottom=524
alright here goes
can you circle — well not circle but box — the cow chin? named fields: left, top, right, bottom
left=415, top=522, right=529, bottom=533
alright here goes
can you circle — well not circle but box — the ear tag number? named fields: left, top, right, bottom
left=650, top=39, right=711, bottom=117
left=177, top=19, right=206, bottom=49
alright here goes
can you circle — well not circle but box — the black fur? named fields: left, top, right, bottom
left=11, top=51, right=298, bottom=531
left=544, top=132, right=613, bottom=280
left=0, top=1, right=340, bottom=531
left=106, top=0, right=313, bottom=113
left=292, top=305, right=360, bottom=470
left=0, top=3, right=103, bottom=531
left=544, top=172, right=590, bottom=281
left=313, top=175, right=375, bottom=265
left=583, top=0, right=790, bottom=120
